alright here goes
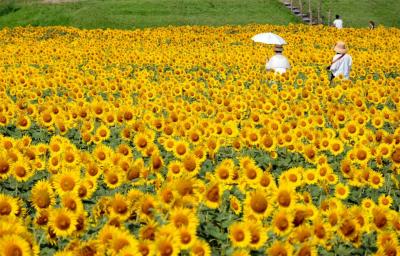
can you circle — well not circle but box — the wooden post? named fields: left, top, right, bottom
left=317, top=0, right=321, bottom=24
left=328, top=9, right=331, bottom=26
left=308, top=0, right=312, bottom=25
left=299, top=0, right=303, bottom=15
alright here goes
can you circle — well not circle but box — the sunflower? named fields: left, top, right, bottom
left=85, top=162, right=102, bottom=179
left=244, top=190, right=271, bottom=220
left=151, top=153, right=164, bottom=172
left=171, top=176, right=200, bottom=201
left=188, top=239, right=210, bottom=256
left=266, top=240, right=292, bottom=256
left=334, top=183, right=350, bottom=200
left=137, top=239, right=155, bottom=256
left=63, top=149, right=79, bottom=168
left=178, top=226, right=196, bottom=250
left=328, top=139, right=344, bottom=156
left=117, top=143, right=133, bottom=158
left=280, top=167, right=303, bottom=187
left=133, top=132, right=152, bottom=153
left=118, top=245, right=140, bottom=256
left=352, top=145, right=371, bottom=165
left=120, top=127, right=132, bottom=141
left=338, top=218, right=359, bottom=242
left=31, top=180, right=55, bottom=210
left=376, top=241, right=400, bottom=256
left=372, top=206, right=391, bottom=231
left=260, top=134, right=276, bottom=152
left=291, top=204, right=311, bottom=227
left=75, top=212, right=87, bottom=235
left=325, top=172, right=339, bottom=185
left=391, top=148, right=400, bottom=167
left=103, top=168, right=124, bottom=189
left=167, top=161, right=183, bottom=178
left=246, top=128, right=260, bottom=146
left=109, top=230, right=138, bottom=255
left=369, top=171, right=384, bottom=189
left=49, top=208, right=77, bottom=237
left=52, top=170, right=80, bottom=195
left=0, top=194, right=20, bottom=217
left=0, top=154, right=11, bottom=179
left=34, top=209, right=50, bottom=228
left=16, top=115, right=31, bottom=130
left=214, top=159, right=235, bottom=184
left=139, top=220, right=158, bottom=241
left=325, top=208, right=340, bottom=229
left=173, top=140, right=190, bottom=159
left=92, top=144, right=112, bottom=163
left=203, top=182, right=222, bottom=209
left=154, top=236, right=180, bottom=256
left=205, top=137, right=219, bottom=159
left=272, top=209, right=293, bottom=236
left=376, top=195, right=393, bottom=209
left=157, top=186, right=175, bottom=208
left=229, top=222, right=251, bottom=248
left=11, top=160, right=33, bottom=182
left=296, top=243, right=318, bottom=256
left=127, top=157, right=146, bottom=181
left=96, top=124, right=111, bottom=141
left=181, top=153, right=200, bottom=176
left=245, top=220, right=267, bottom=250
left=303, top=169, right=318, bottom=185
left=109, top=193, right=131, bottom=221
left=303, top=144, right=318, bottom=163
left=67, top=240, right=99, bottom=256
left=0, top=234, right=33, bottom=256
left=312, top=217, right=331, bottom=245
left=98, top=224, right=119, bottom=247
left=377, top=232, right=398, bottom=251
left=275, top=184, right=296, bottom=209
left=169, top=207, right=199, bottom=230
left=240, top=163, right=262, bottom=186
left=136, top=194, right=157, bottom=221
left=61, top=192, right=84, bottom=214
left=230, top=195, right=242, bottom=215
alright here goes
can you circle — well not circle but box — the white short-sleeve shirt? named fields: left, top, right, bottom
left=266, top=54, right=291, bottom=74
left=333, top=19, right=343, bottom=29
left=330, top=53, right=352, bottom=79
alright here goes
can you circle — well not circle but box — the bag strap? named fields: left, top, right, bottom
left=331, top=54, right=346, bottom=66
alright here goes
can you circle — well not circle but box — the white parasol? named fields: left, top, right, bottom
left=251, top=32, right=287, bottom=45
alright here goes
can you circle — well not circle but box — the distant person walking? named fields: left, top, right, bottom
left=327, top=41, right=352, bottom=81
left=369, top=20, right=376, bottom=29
left=266, top=45, right=291, bottom=74
left=333, top=15, right=343, bottom=29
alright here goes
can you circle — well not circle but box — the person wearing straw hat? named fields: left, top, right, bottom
left=328, top=41, right=352, bottom=81
left=266, top=45, right=291, bottom=74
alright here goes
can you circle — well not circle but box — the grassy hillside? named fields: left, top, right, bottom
left=0, top=0, right=299, bottom=29
left=303, top=0, right=400, bottom=28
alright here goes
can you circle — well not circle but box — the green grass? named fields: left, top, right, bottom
left=0, top=0, right=300, bottom=29
left=302, top=0, right=400, bottom=28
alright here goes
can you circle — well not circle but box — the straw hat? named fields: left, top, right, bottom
left=274, top=44, right=284, bottom=52
left=334, top=41, right=347, bottom=54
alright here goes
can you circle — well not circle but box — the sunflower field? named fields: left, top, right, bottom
left=0, top=24, right=399, bottom=256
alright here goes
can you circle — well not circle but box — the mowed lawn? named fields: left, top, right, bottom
left=0, top=0, right=299, bottom=29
